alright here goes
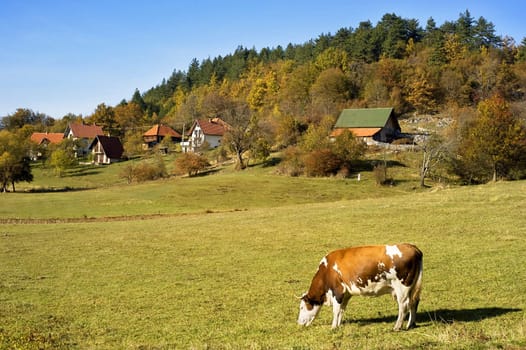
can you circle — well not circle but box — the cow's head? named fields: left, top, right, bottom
left=297, top=293, right=322, bottom=326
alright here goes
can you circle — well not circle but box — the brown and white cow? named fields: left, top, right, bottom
left=297, top=244, right=423, bottom=330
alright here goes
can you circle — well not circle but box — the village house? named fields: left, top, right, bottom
left=89, top=135, right=124, bottom=164
left=330, top=108, right=401, bottom=144
left=142, top=124, right=182, bottom=151
left=181, top=117, right=229, bottom=152
left=64, top=122, right=104, bottom=157
left=29, top=132, right=64, bottom=160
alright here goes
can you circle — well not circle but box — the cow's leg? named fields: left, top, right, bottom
left=394, top=300, right=408, bottom=331
left=331, top=293, right=351, bottom=328
left=331, top=295, right=342, bottom=328
left=406, top=297, right=419, bottom=329
left=393, top=284, right=411, bottom=331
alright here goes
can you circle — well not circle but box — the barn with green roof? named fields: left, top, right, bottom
left=330, top=107, right=401, bottom=144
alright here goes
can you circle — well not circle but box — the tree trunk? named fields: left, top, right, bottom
left=420, top=151, right=429, bottom=187
left=235, top=150, right=245, bottom=170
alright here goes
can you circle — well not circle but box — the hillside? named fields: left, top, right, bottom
left=2, top=152, right=423, bottom=221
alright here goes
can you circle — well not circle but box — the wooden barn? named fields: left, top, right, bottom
left=142, top=124, right=182, bottom=149
left=331, top=108, right=401, bottom=144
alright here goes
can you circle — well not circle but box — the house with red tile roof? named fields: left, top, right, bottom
left=29, top=132, right=65, bottom=160
left=182, top=117, right=230, bottom=152
left=330, top=108, right=401, bottom=144
left=89, top=135, right=124, bottom=164
left=64, top=122, right=104, bottom=157
left=142, top=124, right=182, bottom=149
left=65, top=122, right=104, bottom=139
left=30, top=132, right=64, bottom=145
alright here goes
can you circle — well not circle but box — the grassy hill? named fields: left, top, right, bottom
left=1, top=157, right=525, bottom=349
left=2, top=150, right=426, bottom=221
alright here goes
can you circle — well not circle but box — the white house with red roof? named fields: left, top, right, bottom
left=64, top=122, right=104, bottom=157
left=181, top=117, right=229, bottom=152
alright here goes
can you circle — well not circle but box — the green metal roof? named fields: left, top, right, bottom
left=334, top=108, right=394, bottom=128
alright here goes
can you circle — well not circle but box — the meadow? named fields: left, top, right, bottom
left=1, top=160, right=525, bottom=349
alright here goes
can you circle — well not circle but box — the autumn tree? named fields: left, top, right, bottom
left=310, top=68, right=351, bottom=118
left=278, top=63, right=317, bottom=119
left=517, top=38, right=526, bottom=62
left=114, top=102, right=144, bottom=135
left=122, top=130, right=144, bottom=157
left=406, top=69, right=438, bottom=114
left=47, top=138, right=78, bottom=177
left=331, top=129, right=367, bottom=170
left=87, top=103, right=117, bottom=135
left=453, top=95, right=526, bottom=182
left=0, top=130, right=33, bottom=192
left=222, top=103, right=258, bottom=170
left=419, top=134, right=451, bottom=187
left=174, top=152, right=209, bottom=177
left=1, top=108, right=54, bottom=131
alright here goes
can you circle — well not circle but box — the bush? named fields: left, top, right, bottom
left=118, top=157, right=167, bottom=183
left=174, top=153, right=210, bottom=177
left=303, top=149, right=342, bottom=177
left=276, top=146, right=304, bottom=177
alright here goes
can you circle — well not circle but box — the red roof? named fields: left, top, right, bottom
left=68, top=123, right=104, bottom=138
left=30, top=132, right=64, bottom=145
left=143, top=124, right=181, bottom=138
left=194, top=118, right=229, bottom=136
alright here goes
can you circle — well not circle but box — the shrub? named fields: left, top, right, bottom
left=174, top=153, right=210, bottom=177
left=133, top=161, right=166, bottom=182
left=303, top=149, right=342, bottom=177
left=276, top=146, right=304, bottom=177
left=118, top=157, right=168, bottom=183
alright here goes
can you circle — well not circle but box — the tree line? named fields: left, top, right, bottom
left=2, top=10, right=526, bottom=189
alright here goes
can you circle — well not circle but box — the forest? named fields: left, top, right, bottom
left=2, top=10, right=526, bottom=188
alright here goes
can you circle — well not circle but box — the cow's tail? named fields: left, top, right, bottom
left=410, top=251, right=423, bottom=307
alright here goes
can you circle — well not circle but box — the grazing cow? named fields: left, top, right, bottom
left=297, top=244, right=423, bottom=330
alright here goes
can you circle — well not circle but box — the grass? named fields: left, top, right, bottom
left=1, top=159, right=525, bottom=349
left=1, top=154, right=422, bottom=220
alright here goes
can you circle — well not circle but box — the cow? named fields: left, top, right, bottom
left=297, top=243, right=423, bottom=330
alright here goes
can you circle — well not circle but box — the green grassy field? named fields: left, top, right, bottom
left=1, top=162, right=525, bottom=349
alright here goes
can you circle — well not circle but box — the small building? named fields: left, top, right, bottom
left=142, top=124, right=182, bottom=150
left=330, top=108, right=401, bottom=144
left=64, top=122, right=104, bottom=157
left=89, top=135, right=124, bottom=164
left=181, top=117, right=229, bottom=152
left=29, top=132, right=64, bottom=160
left=30, top=132, right=64, bottom=145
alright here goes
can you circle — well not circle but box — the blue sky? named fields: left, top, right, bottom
left=1, top=0, right=525, bottom=119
